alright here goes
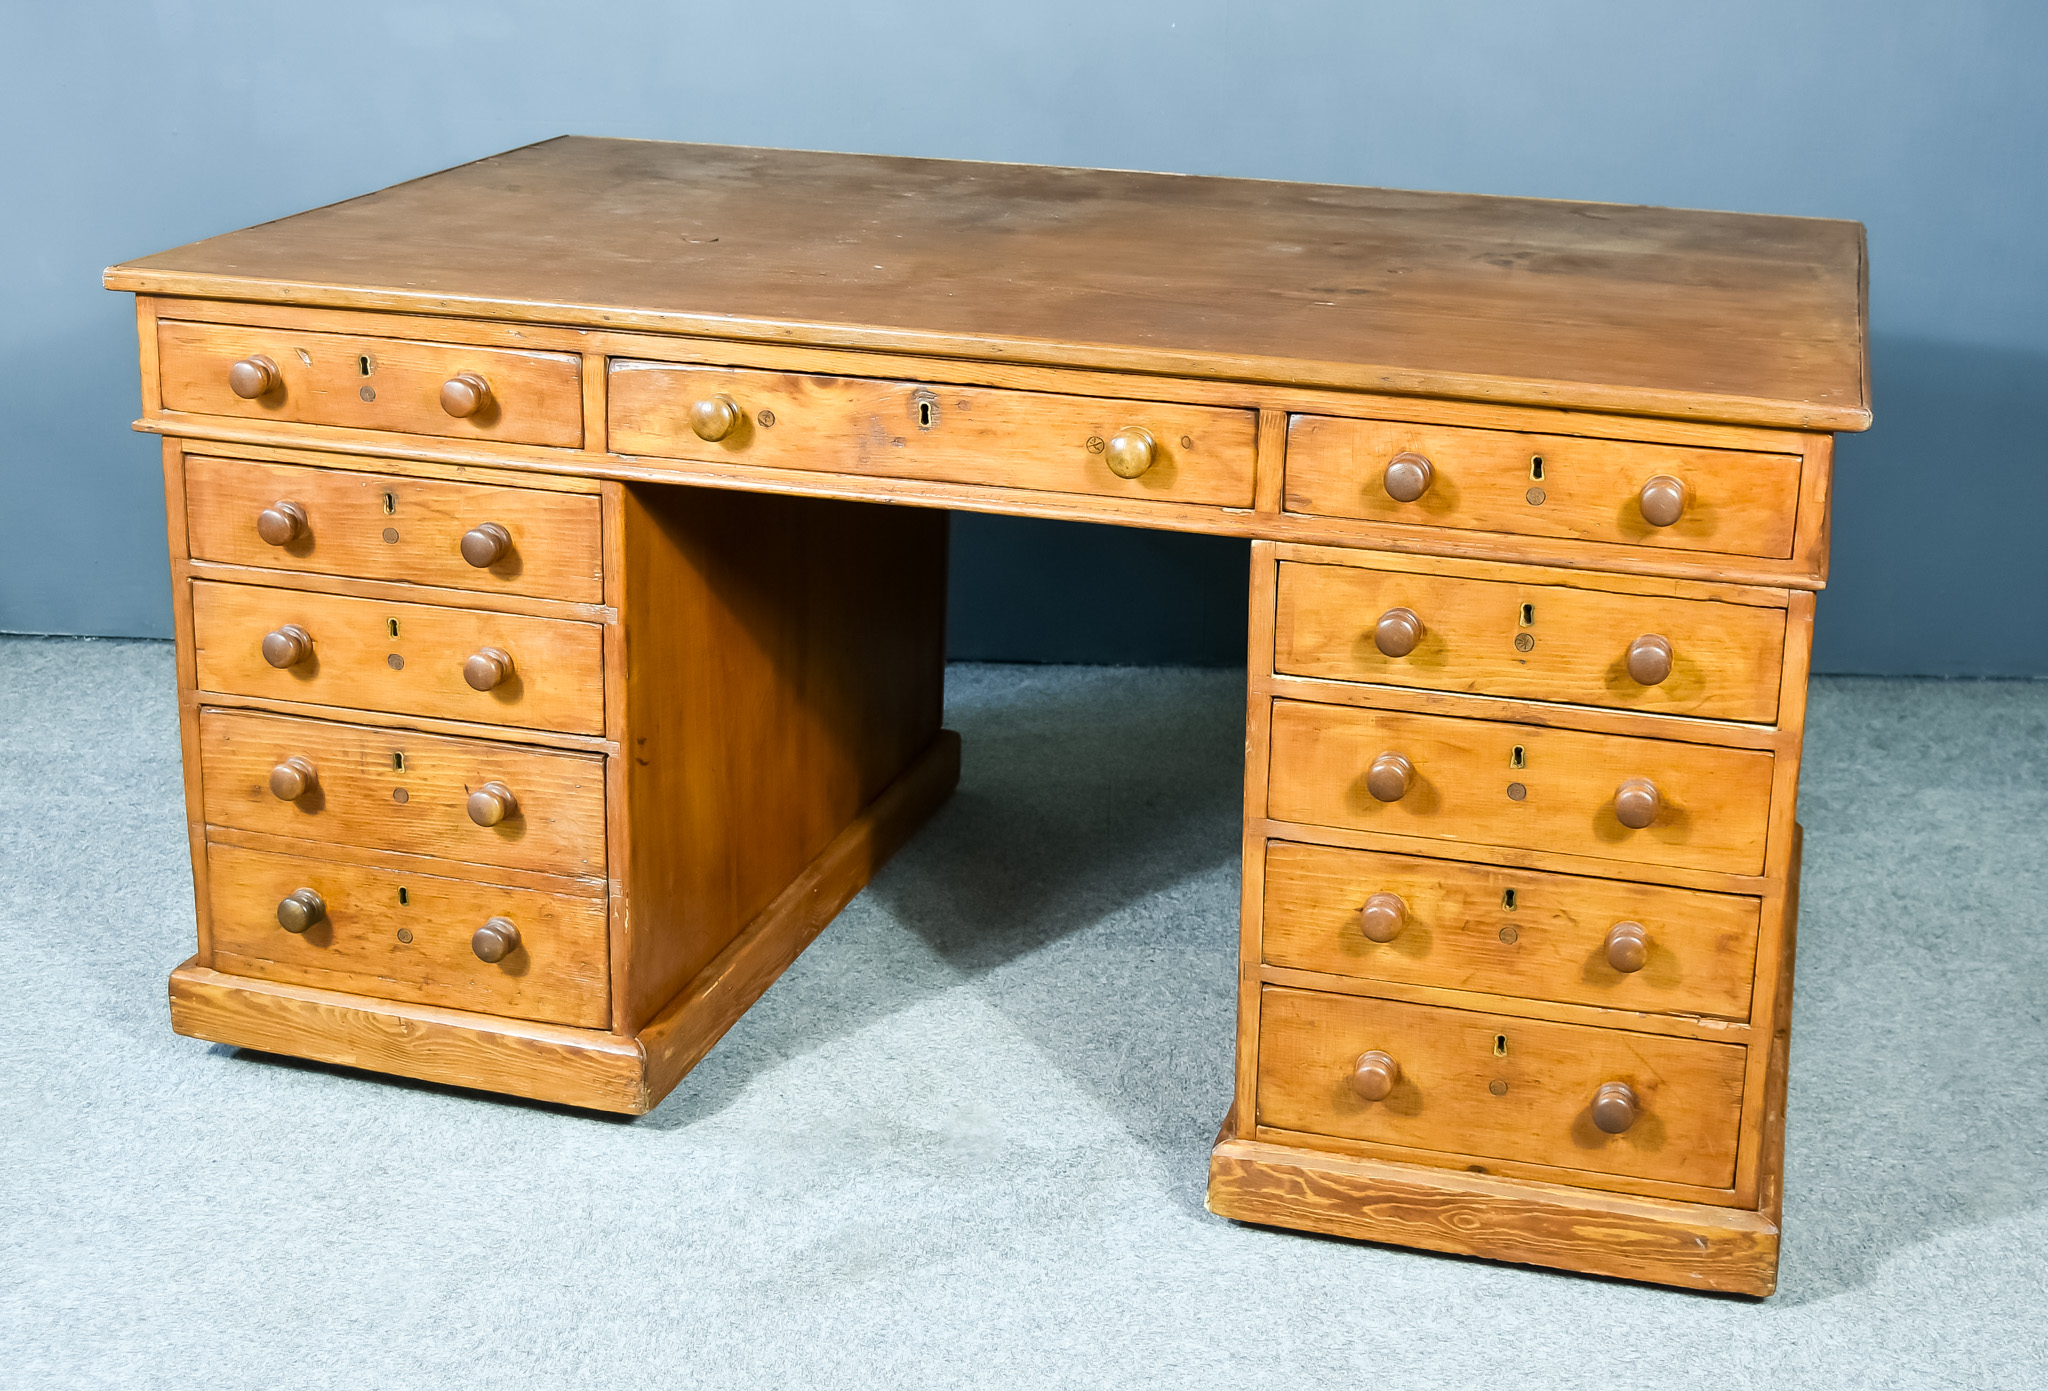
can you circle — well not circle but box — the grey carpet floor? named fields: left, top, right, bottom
left=2, top=636, right=2044, bottom=1389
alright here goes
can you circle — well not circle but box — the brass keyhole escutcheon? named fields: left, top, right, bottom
left=1493, top=1034, right=1508, bottom=1057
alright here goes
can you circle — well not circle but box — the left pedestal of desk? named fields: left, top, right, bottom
left=158, top=441, right=956, bottom=1113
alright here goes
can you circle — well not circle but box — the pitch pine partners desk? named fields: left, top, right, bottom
left=106, top=138, right=1870, bottom=1296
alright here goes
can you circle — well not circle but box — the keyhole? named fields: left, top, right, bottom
left=387, top=618, right=400, bottom=639
left=359, top=355, right=374, bottom=376
left=919, top=400, right=932, bottom=427
left=1502, top=888, right=1518, bottom=910
left=1519, top=603, right=1535, bottom=627
left=391, top=752, right=405, bottom=772
left=1493, top=1034, right=1508, bottom=1057
left=382, top=492, right=396, bottom=516
left=1529, top=456, right=1545, bottom=481
left=397, top=887, right=409, bottom=906
left=1510, top=745, right=1526, bottom=770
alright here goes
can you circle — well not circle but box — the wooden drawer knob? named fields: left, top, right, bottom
left=1614, top=776, right=1660, bottom=829
left=688, top=394, right=742, bottom=442
left=268, top=756, right=318, bottom=802
left=228, top=355, right=281, bottom=399
left=1638, top=475, right=1688, bottom=527
left=1626, top=634, right=1672, bottom=686
left=472, top=916, right=521, bottom=962
left=261, top=624, right=313, bottom=669
left=1104, top=426, right=1158, bottom=479
left=1358, top=891, right=1406, bottom=943
left=1605, top=920, right=1649, bottom=973
left=467, top=782, right=519, bottom=826
left=463, top=647, right=514, bottom=691
left=1374, top=607, right=1424, bottom=658
left=439, top=372, right=492, bottom=418
left=255, top=500, right=307, bottom=547
left=1367, top=751, right=1414, bottom=803
left=460, top=522, right=512, bottom=568
left=276, top=888, right=325, bottom=933
left=1592, top=1081, right=1640, bottom=1134
left=1383, top=451, right=1434, bottom=503
left=1351, top=1050, right=1401, bottom=1102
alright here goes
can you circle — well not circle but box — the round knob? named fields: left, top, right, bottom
left=439, top=372, right=492, bottom=418
left=1383, top=451, right=1434, bottom=503
left=268, top=756, right=318, bottom=802
left=463, top=647, right=514, bottom=692
left=1591, top=1081, right=1640, bottom=1134
left=1104, top=427, right=1158, bottom=479
left=1638, top=475, right=1688, bottom=528
left=460, top=522, right=512, bottom=568
left=1374, top=607, right=1424, bottom=658
left=1614, top=777, right=1660, bottom=830
left=1367, top=751, right=1414, bottom=803
left=472, top=917, right=521, bottom=963
left=1351, top=1050, right=1401, bottom=1102
left=255, top=500, right=307, bottom=547
left=228, top=355, right=281, bottom=399
left=1626, top=634, right=1673, bottom=686
left=1605, top=921, right=1649, bottom=974
left=688, top=394, right=743, bottom=442
left=261, top=624, right=312, bottom=669
left=1358, top=892, right=1406, bottom=943
left=276, top=888, right=325, bottom=934
left=467, top=782, right=519, bottom=827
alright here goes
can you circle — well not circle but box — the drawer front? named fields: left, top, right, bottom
left=1262, top=841, right=1761, bottom=1019
left=185, top=456, right=603, bottom=603
left=1275, top=560, right=1787, bottom=723
left=158, top=320, right=583, bottom=448
left=1284, top=416, right=1802, bottom=559
left=607, top=362, right=1258, bottom=508
left=198, top=709, right=606, bottom=881
left=1256, top=985, right=1746, bottom=1187
left=206, top=842, right=608, bottom=1027
left=191, top=581, right=604, bottom=735
left=1266, top=699, right=1775, bottom=875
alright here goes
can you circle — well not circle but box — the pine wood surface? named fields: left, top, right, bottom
left=184, top=454, right=603, bottom=602
left=106, top=138, right=1869, bottom=430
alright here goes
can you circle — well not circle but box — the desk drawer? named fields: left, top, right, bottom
left=158, top=320, right=583, bottom=448
left=205, top=841, right=608, bottom=1027
left=191, top=581, right=604, bottom=735
left=1275, top=560, right=1787, bottom=722
left=1256, top=986, right=1746, bottom=1188
left=1284, top=415, right=1801, bottom=559
left=607, top=362, right=1258, bottom=508
left=185, top=456, right=603, bottom=602
left=1266, top=699, right=1775, bottom=875
left=1262, top=841, right=1761, bottom=1019
left=198, top=709, right=606, bottom=881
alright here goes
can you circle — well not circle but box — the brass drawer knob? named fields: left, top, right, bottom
left=1614, top=776, right=1660, bottom=829
left=261, top=624, right=313, bottom=669
left=1383, top=451, right=1434, bottom=503
left=1367, top=751, right=1414, bottom=803
left=276, top=888, right=326, bottom=934
left=268, top=756, right=318, bottom=802
left=255, top=500, right=307, bottom=547
left=467, top=782, right=519, bottom=827
left=1358, top=892, right=1406, bottom=943
left=1104, top=426, right=1158, bottom=479
left=688, top=394, right=743, bottom=442
left=464, top=647, right=514, bottom=691
left=228, top=355, right=281, bottom=399
left=1605, top=921, right=1649, bottom=973
left=1374, top=607, right=1424, bottom=658
left=1351, top=1050, right=1401, bottom=1102
left=472, top=916, right=521, bottom=962
left=1592, top=1081, right=1640, bottom=1134
left=440, top=372, right=492, bottom=418
left=460, top=522, right=513, bottom=568
left=1638, top=475, right=1688, bottom=527
left=1626, top=634, right=1673, bottom=686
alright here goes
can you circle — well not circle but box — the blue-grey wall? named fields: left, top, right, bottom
left=6, top=1, right=2043, bottom=672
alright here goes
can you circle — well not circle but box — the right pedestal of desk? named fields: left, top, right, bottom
left=1211, top=406, right=1828, bottom=1297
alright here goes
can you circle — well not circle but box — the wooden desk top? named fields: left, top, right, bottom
left=106, top=137, right=1869, bottom=432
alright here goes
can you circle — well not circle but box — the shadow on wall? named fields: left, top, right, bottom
left=1818, top=335, right=2048, bottom=676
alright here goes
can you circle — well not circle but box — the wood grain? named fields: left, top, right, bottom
left=1255, top=985, right=1747, bottom=1187
left=184, top=454, right=602, bottom=602
left=189, top=580, right=604, bottom=735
